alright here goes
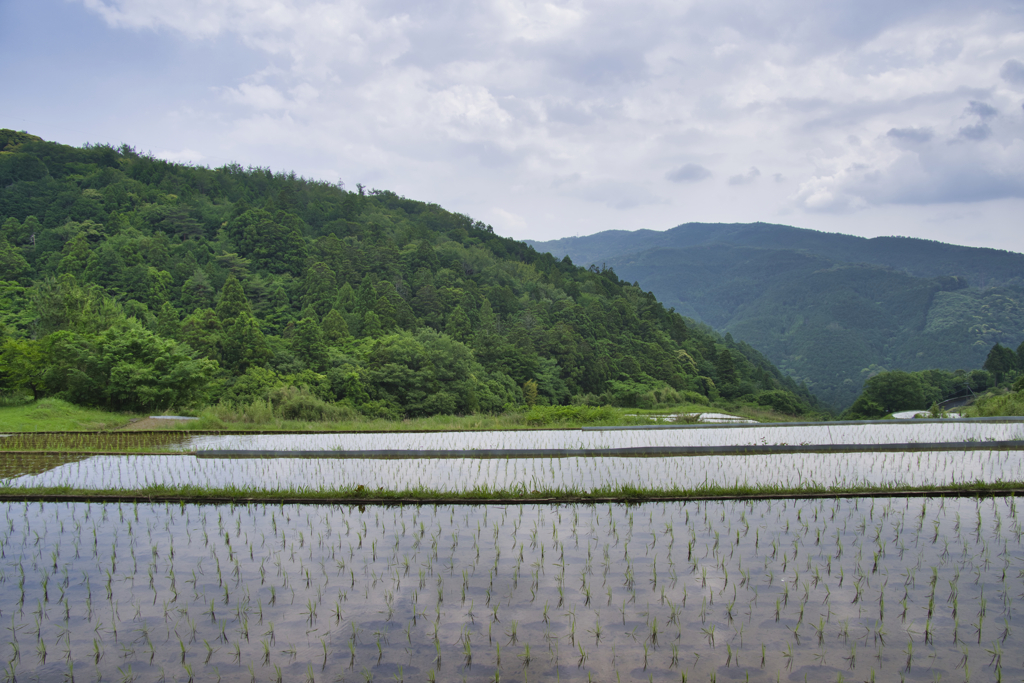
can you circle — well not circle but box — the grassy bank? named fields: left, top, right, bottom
left=0, top=398, right=142, bottom=431
left=1, top=479, right=1021, bottom=505
left=0, top=398, right=816, bottom=432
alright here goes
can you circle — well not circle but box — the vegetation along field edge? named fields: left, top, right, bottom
left=2, top=480, right=1024, bottom=505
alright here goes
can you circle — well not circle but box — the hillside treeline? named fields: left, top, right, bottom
left=532, top=224, right=1024, bottom=411
left=844, top=341, right=1024, bottom=418
left=0, top=130, right=819, bottom=418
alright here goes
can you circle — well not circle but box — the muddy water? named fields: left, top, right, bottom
left=2, top=497, right=1023, bottom=682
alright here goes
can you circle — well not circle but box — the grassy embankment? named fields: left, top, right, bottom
left=0, top=397, right=810, bottom=433
left=2, top=479, right=1022, bottom=505
left=965, top=389, right=1024, bottom=418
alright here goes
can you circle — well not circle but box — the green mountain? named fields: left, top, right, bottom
left=0, top=130, right=820, bottom=416
left=529, top=223, right=1024, bottom=410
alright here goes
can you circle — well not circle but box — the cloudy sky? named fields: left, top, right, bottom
left=3, top=0, right=1024, bottom=251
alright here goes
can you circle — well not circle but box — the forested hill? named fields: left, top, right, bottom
left=0, top=130, right=819, bottom=416
left=531, top=223, right=1024, bottom=289
left=529, top=224, right=1024, bottom=410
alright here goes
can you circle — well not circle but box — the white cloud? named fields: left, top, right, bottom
left=154, top=148, right=206, bottom=163
left=66, top=0, right=1024, bottom=250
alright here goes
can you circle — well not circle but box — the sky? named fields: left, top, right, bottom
left=2, top=0, right=1024, bottom=252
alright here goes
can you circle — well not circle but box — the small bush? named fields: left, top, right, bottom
left=523, top=405, right=616, bottom=426
left=754, top=390, right=807, bottom=416
left=357, top=399, right=402, bottom=421
left=269, top=386, right=355, bottom=422
left=678, top=390, right=710, bottom=407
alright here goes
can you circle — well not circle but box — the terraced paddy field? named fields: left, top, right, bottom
left=1, top=418, right=1023, bottom=681
left=3, top=497, right=1024, bottom=682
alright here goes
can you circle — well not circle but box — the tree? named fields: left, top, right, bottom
left=444, top=305, right=471, bottom=342
left=292, top=317, right=328, bottom=371
left=154, top=301, right=181, bottom=340
left=300, top=262, right=337, bottom=317
left=850, top=370, right=934, bottom=416
left=178, top=308, right=223, bottom=362
left=181, top=268, right=215, bottom=313
left=30, top=274, right=123, bottom=336
left=215, top=274, right=253, bottom=324
left=355, top=276, right=377, bottom=316
left=362, top=311, right=383, bottom=338
left=314, top=234, right=347, bottom=285
left=322, top=308, right=349, bottom=345
left=523, top=379, right=539, bottom=407
left=715, top=348, right=737, bottom=385
left=226, top=209, right=308, bottom=275
left=0, top=338, right=47, bottom=398
left=222, top=312, right=273, bottom=373
left=42, top=320, right=218, bottom=411
left=57, top=232, right=92, bottom=278
left=983, top=343, right=1018, bottom=384
left=0, top=239, right=31, bottom=283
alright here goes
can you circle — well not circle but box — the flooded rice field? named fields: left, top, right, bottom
left=182, top=420, right=1024, bottom=453
left=3, top=497, right=1024, bottom=682
left=4, top=448, right=1024, bottom=492
left=2, top=419, right=1021, bottom=456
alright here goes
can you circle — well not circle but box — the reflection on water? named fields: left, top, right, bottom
left=2, top=497, right=1023, bottom=682
left=0, top=452, right=95, bottom=479
left=182, top=420, right=1024, bottom=452
left=7, top=448, right=1024, bottom=491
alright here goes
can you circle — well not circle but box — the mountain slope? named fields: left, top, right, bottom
left=0, top=130, right=821, bottom=416
left=529, top=223, right=1024, bottom=409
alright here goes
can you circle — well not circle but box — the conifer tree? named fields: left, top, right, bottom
left=362, top=310, right=382, bottom=338
left=215, top=274, right=253, bottom=323
left=355, top=276, right=377, bottom=316
left=322, top=308, right=349, bottom=344
left=154, top=301, right=181, bottom=339
left=178, top=308, right=223, bottom=361
left=223, top=311, right=272, bottom=372
left=57, top=232, right=91, bottom=278
left=0, top=239, right=30, bottom=282
left=300, top=262, right=337, bottom=317
left=292, top=317, right=328, bottom=371
left=445, top=305, right=471, bottom=342
left=335, top=282, right=356, bottom=313
left=180, top=268, right=215, bottom=313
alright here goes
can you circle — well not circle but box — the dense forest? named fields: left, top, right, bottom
left=531, top=223, right=1024, bottom=410
left=0, top=130, right=820, bottom=418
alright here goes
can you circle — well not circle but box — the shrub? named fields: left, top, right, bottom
left=754, top=390, right=807, bottom=416
left=523, top=405, right=616, bottom=426
left=269, top=386, right=356, bottom=422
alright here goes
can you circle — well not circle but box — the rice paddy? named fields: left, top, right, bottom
left=2, top=418, right=1022, bottom=456
left=4, top=449, right=1024, bottom=494
left=2, top=420, right=1023, bottom=680
left=4, top=496, right=1024, bottom=682
left=181, top=419, right=1024, bottom=454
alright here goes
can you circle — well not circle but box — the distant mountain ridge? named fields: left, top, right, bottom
left=529, top=223, right=1024, bottom=409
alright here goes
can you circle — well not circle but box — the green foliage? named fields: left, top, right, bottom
left=844, top=370, right=934, bottom=418
left=0, top=132, right=826, bottom=417
left=41, top=319, right=217, bottom=411
left=983, top=343, right=1018, bottom=383
left=522, top=404, right=616, bottom=426
left=754, top=390, right=808, bottom=416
